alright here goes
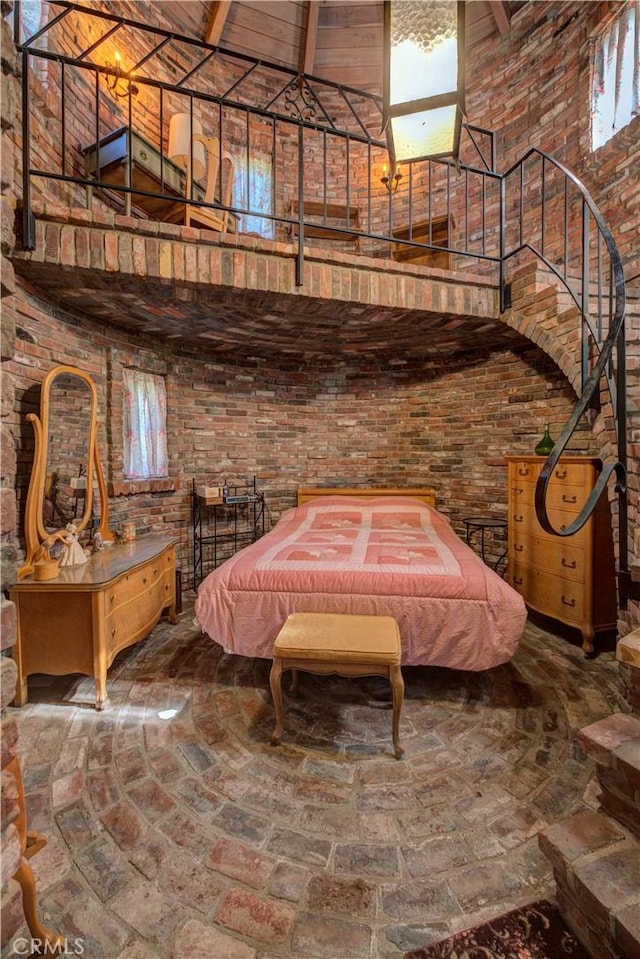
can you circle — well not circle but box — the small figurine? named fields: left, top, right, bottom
left=93, top=531, right=104, bottom=551
left=59, top=522, right=89, bottom=567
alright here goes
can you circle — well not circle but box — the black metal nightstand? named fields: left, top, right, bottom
left=463, top=516, right=508, bottom=575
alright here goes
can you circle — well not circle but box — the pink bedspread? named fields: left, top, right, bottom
left=195, top=496, right=527, bottom=670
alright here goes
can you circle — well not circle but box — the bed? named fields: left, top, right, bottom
left=194, top=488, right=527, bottom=671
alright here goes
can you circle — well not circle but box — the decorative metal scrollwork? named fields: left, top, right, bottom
left=283, top=79, right=319, bottom=122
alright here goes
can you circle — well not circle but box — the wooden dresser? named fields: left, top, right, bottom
left=10, top=534, right=178, bottom=708
left=506, top=456, right=617, bottom=655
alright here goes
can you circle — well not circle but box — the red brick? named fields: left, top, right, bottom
left=578, top=714, right=640, bottom=766
left=207, top=836, right=276, bottom=889
left=538, top=809, right=626, bottom=872
left=0, top=878, right=25, bottom=945
left=104, top=231, right=119, bottom=272
left=215, top=888, right=294, bottom=944
left=615, top=901, right=640, bottom=959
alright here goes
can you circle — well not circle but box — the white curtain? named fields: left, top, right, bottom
left=234, top=152, right=274, bottom=238
left=592, top=2, right=639, bottom=149
left=123, top=369, right=168, bottom=479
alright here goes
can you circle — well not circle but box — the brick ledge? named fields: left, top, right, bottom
left=109, top=479, right=180, bottom=496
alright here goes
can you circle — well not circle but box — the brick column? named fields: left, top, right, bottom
left=1, top=1, right=27, bottom=947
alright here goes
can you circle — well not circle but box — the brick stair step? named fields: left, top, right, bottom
left=539, top=809, right=640, bottom=959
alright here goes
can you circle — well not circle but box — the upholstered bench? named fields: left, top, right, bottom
left=269, top=612, right=404, bottom=758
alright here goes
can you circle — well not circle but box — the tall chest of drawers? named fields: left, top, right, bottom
left=506, top=456, right=617, bottom=655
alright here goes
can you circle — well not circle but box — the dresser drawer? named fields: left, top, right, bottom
left=511, top=460, right=595, bottom=487
left=510, top=502, right=586, bottom=542
left=105, top=573, right=174, bottom=655
left=104, top=548, right=174, bottom=614
left=510, top=479, right=587, bottom=515
left=511, top=531, right=585, bottom=582
left=510, top=560, right=585, bottom=627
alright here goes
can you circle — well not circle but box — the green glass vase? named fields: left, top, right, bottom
left=535, top=424, right=554, bottom=456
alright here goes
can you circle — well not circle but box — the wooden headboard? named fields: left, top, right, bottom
left=297, top=486, right=436, bottom=507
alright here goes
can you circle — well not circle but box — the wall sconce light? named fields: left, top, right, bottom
left=382, top=0, right=465, bottom=163
left=105, top=52, right=139, bottom=99
left=381, top=161, right=403, bottom=193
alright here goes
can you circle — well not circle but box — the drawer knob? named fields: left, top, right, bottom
left=140, top=149, right=148, bottom=160
left=515, top=544, right=524, bottom=552
left=514, top=576, right=523, bottom=586
left=561, top=595, right=576, bottom=608
left=561, top=558, right=577, bottom=569
left=143, top=577, right=147, bottom=585
left=111, top=628, right=117, bottom=637
left=515, top=515, right=523, bottom=523
left=555, top=469, right=567, bottom=479
left=562, top=495, right=577, bottom=504
left=518, top=467, right=530, bottom=477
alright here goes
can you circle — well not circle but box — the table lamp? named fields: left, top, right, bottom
left=168, top=112, right=208, bottom=197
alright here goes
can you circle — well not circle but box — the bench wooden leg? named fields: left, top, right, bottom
left=389, top=664, right=404, bottom=759
left=269, top=657, right=284, bottom=745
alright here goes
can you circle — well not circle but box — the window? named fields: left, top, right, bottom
left=234, top=152, right=274, bottom=238
left=122, top=369, right=168, bottom=479
left=591, top=2, right=639, bottom=150
left=12, top=0, right=50, bottom=84
left=15, top=0, right=45, bottom=42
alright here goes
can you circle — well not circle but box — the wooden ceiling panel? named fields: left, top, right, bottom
left=164, top=1, right=211, bottom=40
left=221, top=3, right=305, bottom=66
left=200, top=1, right=526, bottom=91
left=228, top=0, right=307, bottom=41
left=318, top=2, right=382, bottom=29
left=316, top=25, right=383, bottom=51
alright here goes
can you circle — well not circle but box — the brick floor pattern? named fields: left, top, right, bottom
left=5, top=602, right=625, bottom=959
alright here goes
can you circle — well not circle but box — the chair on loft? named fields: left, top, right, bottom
left=168, top=113, right=234, bottom=232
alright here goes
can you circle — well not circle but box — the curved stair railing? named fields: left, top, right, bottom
left=500, top=148, right=631, bottom=606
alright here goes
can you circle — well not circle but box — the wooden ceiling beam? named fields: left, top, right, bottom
left=489, top=1, right=511, bottom=37
left=206, top=0, right=232, bottom=46
left=301, top=1, right=319, bottom=75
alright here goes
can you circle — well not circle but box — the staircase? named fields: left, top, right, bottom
left=539, top=701, right=640, bottom=959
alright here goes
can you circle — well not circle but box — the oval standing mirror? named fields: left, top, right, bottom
left=41, top=371, right=94, bottom=536
left=19, top=364, right=112, bottom=578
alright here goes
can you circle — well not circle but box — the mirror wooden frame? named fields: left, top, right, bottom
left=19, top=365, right=113, bottom=578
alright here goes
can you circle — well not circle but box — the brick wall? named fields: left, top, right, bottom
left=6, top=274, right=593, bottom=584
left=466, top=1, right=639, bottom=269
left=0, top=1, right=27, bottom=948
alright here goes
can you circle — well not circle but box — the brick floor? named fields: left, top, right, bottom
left=4, top=601, right=626, bottom=958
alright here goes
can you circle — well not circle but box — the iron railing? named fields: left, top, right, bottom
left=499, top=149, right=630, bottom=605
left=15, top=1, right=501, bottom=281
left=13, top=1, right=632, bottom=605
